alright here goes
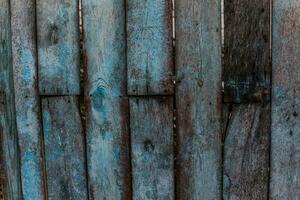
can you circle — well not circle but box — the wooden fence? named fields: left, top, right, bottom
left=0, top=0, right=299, bottom=199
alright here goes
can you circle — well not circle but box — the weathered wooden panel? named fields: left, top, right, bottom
left=42, top=97, right=87, bottom=200
left=130, top=97, right=174, bottom=199
left=175, top=0, right=222, bottom=199
left=0, top=1, right=22, bottom=199
left=223, top=104, right=270, bottom=200
left=270, top=0, right=300, bottom=199
left=127, top=0, right=174, bottom=95
left=224, top=0, right=271, bottom=103
left=82, top=0, right=131, bottom=199
left=37, top=0, right=80, bottom=95
left=10, top=0, right=45, bottom=199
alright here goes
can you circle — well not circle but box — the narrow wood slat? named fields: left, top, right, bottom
left=37, top=0, right=80, bottom=95
left=175, top=0, right=222, bottom=199
left=10, top=1, right=45, bottom=199
left=270, top=0, right=300, bottom=199
left=223, top=104, right=270, bottom=200
left=0, top=0, right=22, bottom=199
left=42, top=97, right=87, bottom=200
left=130, top=97, right=174, bottom=199
left=127, top=0, right=174, bottom=95
left=82, top=0, right=131, bottom=198
left=224, top=0, right=271, bottom=103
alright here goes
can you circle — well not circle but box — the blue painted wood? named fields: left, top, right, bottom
left=42, top=96, right=87, bottom=200
left=10, top=0, right=45, bottom=199
left=82, top=0, right=131, bottom=198
left=130, top=97, right=174, bottom=199
left=270, top=0, right=300, bottom=199
left=175, top=0, right=222, bottom=199
left=0, top=0, right=22, bottom=199
left=127, top=0, right=174, bottom=95
left=37, top=0, right=80, bottom=95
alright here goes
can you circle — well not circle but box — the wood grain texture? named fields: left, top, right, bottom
left=42, top=97, right=87, bottom=200
left=223, top=104, right=270, bottom=200
left=223, top=0, right=271, bottom=103
left=175, top=0, right=222, bottom=199
left=270, top=0, right=300, bottom=199
left=0, top=0, right=22, bottom=199
left=82, top=0, right=131, bottom=199
left=130, top=97, right=174, bottom=199
left=37, top=0, right=80, bottom=95
left=10, top=0, right=45, bottom=199
left=127, top=0, right=174, bottom=95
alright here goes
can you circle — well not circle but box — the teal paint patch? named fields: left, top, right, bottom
left=20, top=49, right=34, bottom=81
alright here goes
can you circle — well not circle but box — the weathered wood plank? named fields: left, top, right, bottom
left=270, top=0, right=300, bottom=199
left=10, top=0, right=45, bottom=199
left=175, top=0, right=222, bottom=199
left=42, top=96, right=87, bottom=200
left=0, top=1, right=22, bottom=199
left=130, top=97, right=174, bottom=199
left=36, top=0, right=80, bottom=95
left=82, top=0, right=131, bottom=199
left=223, top=0, right=271, bottom=103
left=223, top=104, right=270, bottom=200
left=127, top=0, right=174, bottom=95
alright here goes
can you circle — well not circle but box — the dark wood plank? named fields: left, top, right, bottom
left=270, top=0, right=300, bottom=199
left=223, top=0, right=271, bottom=103
left=127, top=0, right=174, bottom=95
left=130, top=97, right=174, bottom=199
left=223, top=103, right=270, bottom=200
left=10, top=0, right=45, bottom=199
left=42, top=96, right=87, bottom=200
left=175, top=0, right=222, bottom=199
left=82, top=0, right=131, bottom=198
left=36, top=0, right=80, bottom=95
left=0, top=0, right=22, bottom=199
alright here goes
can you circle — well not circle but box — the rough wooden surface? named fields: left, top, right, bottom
left=270, top=0, right=300, bottom=199
left=223, top=104, right=270, bottom=200
left=127, top=0, right=174, bottom=95
left=82, top=0, right=131, bottom=198
left=42, top=97, right=87, bottom=200
left=0, top=1, right=22, bottom=199
left=36, top=0, right=80, bottom=95
left=130, top=97, right=174, bottom=199
left=175, top=0, right=222, bottom=199
left=223, top=0, right=270, bottom=103
left=10, top=0, right=45, bottom=199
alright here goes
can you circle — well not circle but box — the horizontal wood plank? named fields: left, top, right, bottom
left=127, top=0, right=174, bottom=95
left=130, top=97, right=174, bottom=199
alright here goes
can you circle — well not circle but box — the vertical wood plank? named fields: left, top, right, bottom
left=42, top=97, right=87, bottom=200
left=82, top=0, right=131, bottom=199
left=130, top=97, right=174, bottom=199
left=0, top=0, right=22, bottom=199
left=127, top=0, right=174, bottom=95
left=223, top=104, right=270, bottom=200
left=10, top=0, right=45, bottom=199
left=175, top=0, right=222, bottom=199
left=270, top=0, right=300, bottom=199
left=223, top=0, right=271, bottom=103
left=36, top=0, right=80, bottom=95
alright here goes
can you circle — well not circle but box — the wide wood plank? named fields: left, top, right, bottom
left=10, top=0, right=45, bottom=199
left=130, top=97, right=174, bottom=199
left=270, top=0, right=300, bottom=199
left=82, top=0, right=131, bottom=199
left=0, top=1, right=22, bottom=199
left=223, top=104, right=270, bottom=200
left=42, top=97, right=87, bottom=200
left=223, top=0, right=270, bottom=103
left=36, top=0, right=80, bottom=95
left=127, top=0, right=174, bottom=95
left=175, top=0, right=222, bottom=199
